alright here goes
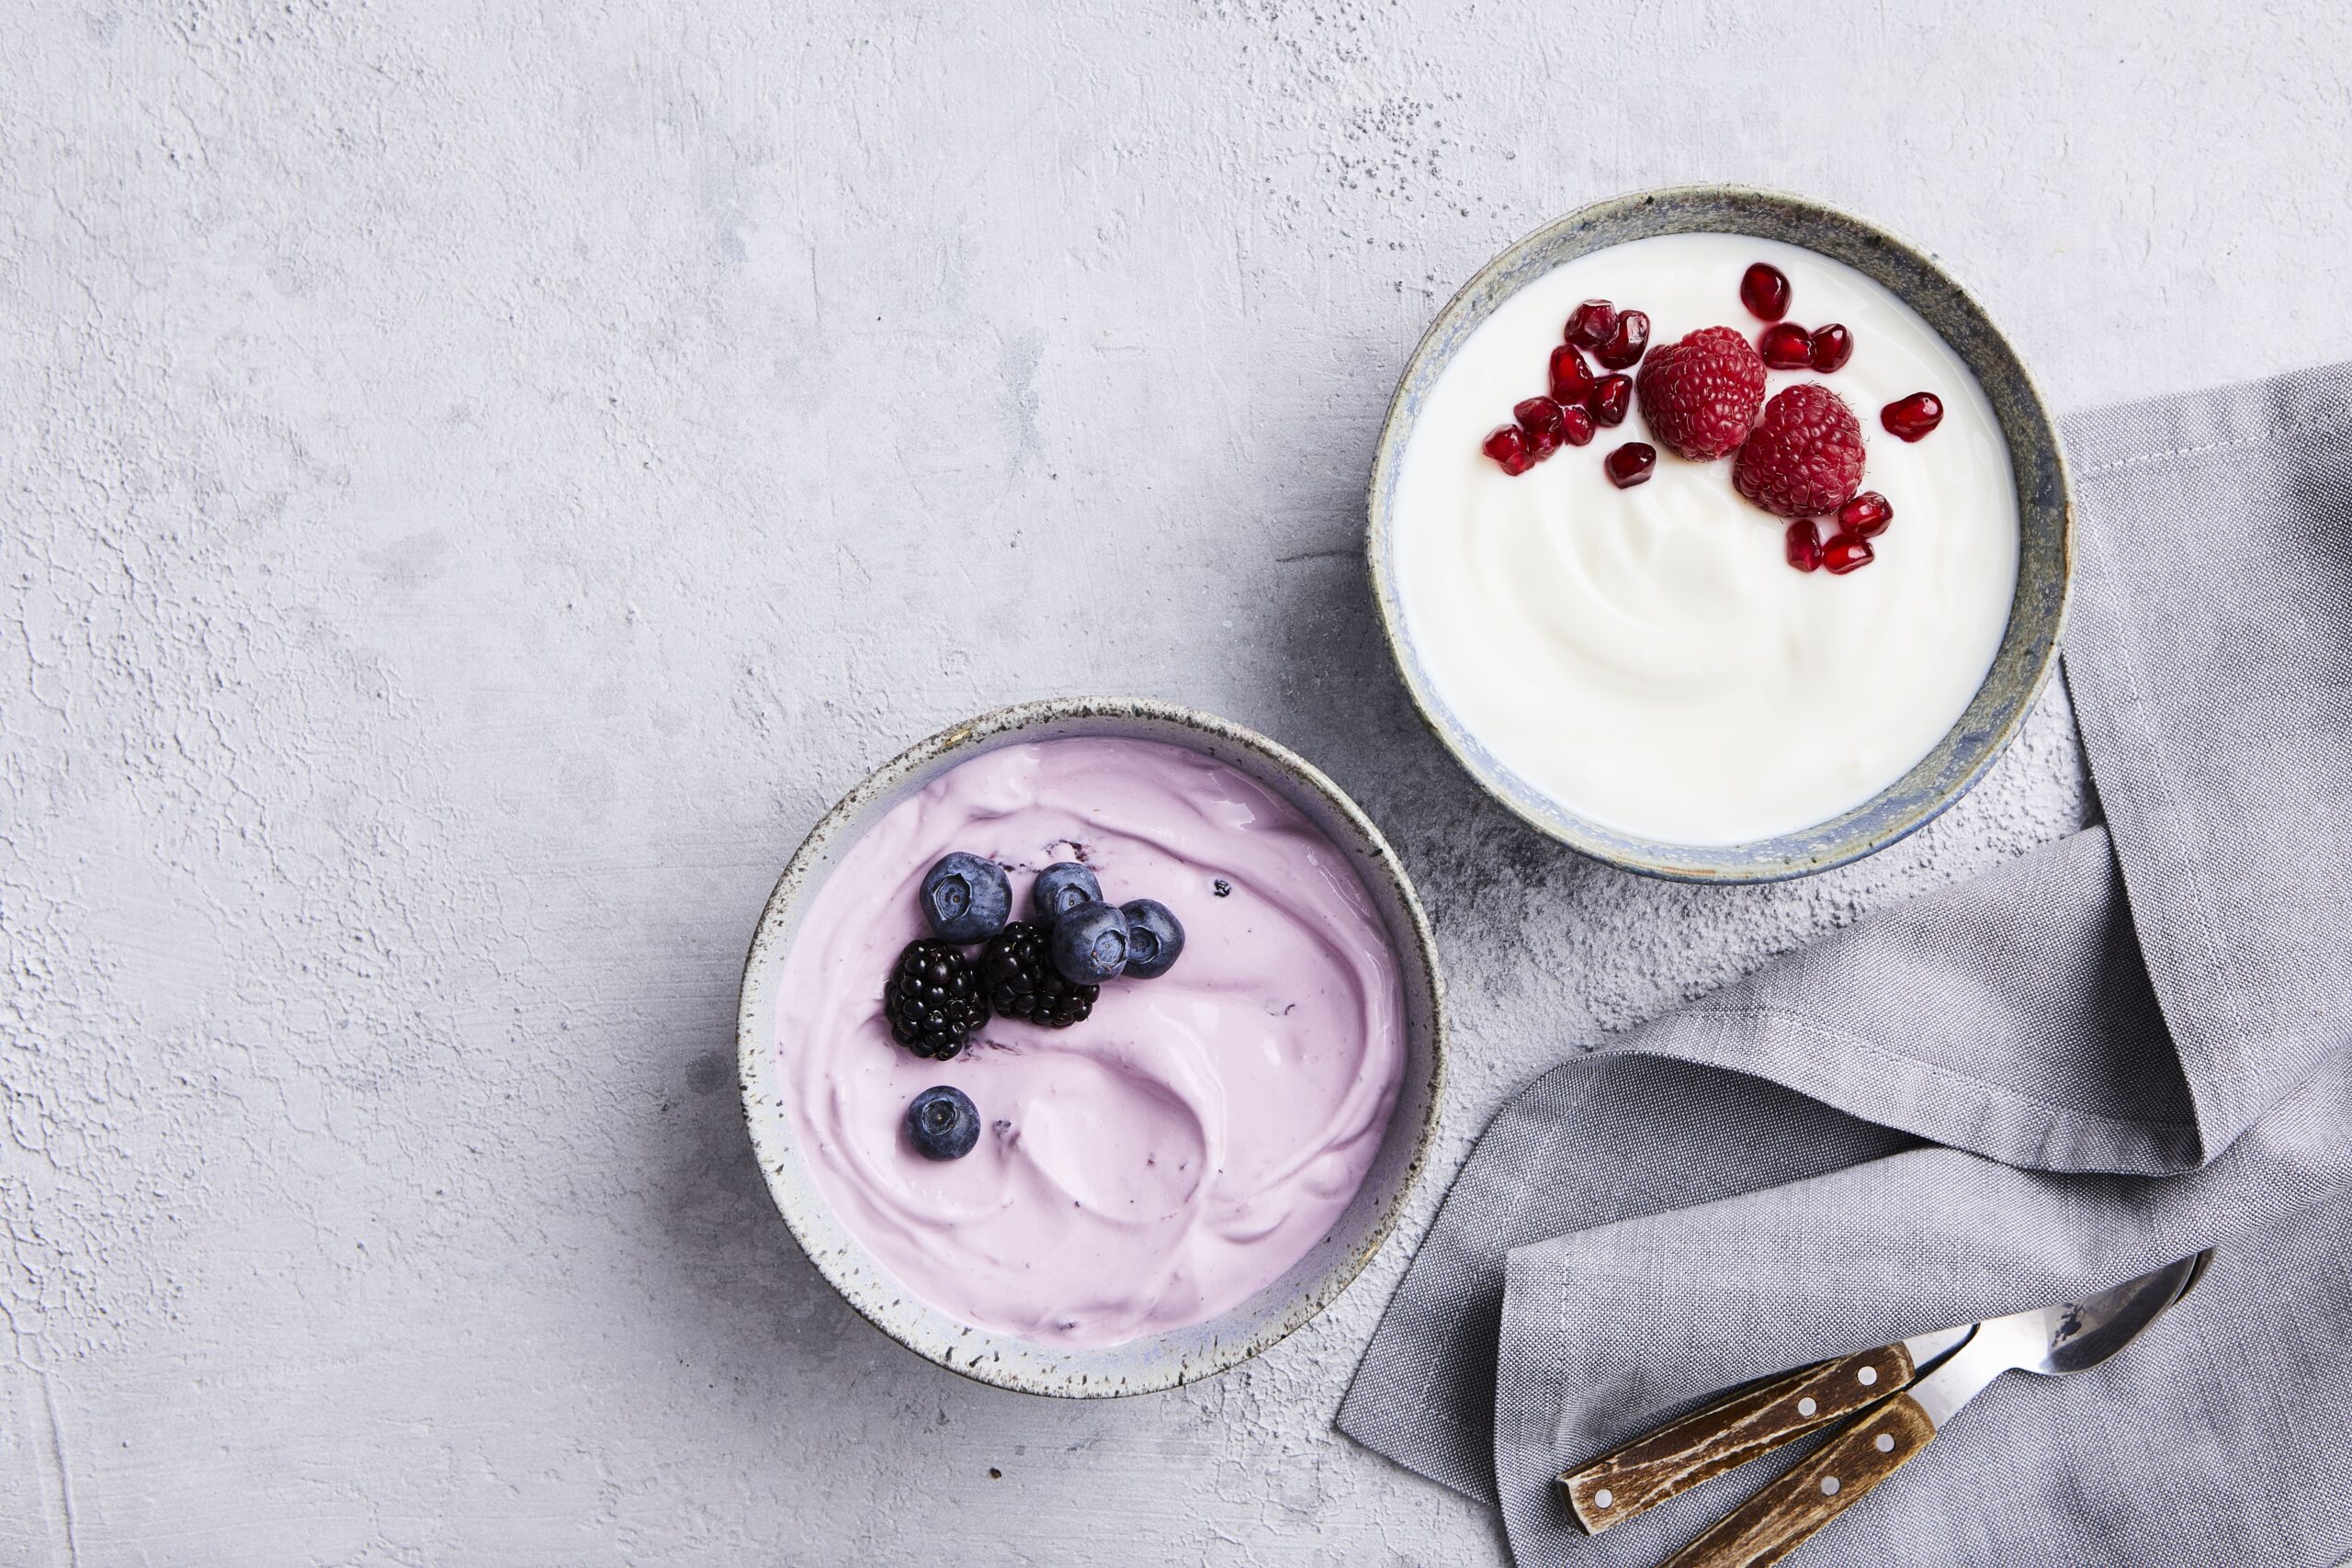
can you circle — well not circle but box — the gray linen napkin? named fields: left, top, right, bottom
left=1339, top=362, right=2352, bottom=1568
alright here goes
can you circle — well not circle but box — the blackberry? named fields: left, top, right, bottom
left=978, top=922, right=1097, bottom=1029
left=882, top=939, right=989, bottom=1059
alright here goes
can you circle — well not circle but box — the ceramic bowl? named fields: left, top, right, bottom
left=737, top=697, right=1445, bottom=1397
left=1367, top=186, right=2074, bottom=881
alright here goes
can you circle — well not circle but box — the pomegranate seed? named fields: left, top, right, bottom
left=1565, top=299, right=1618, bottom=351
left=1882, top=392, right=1944, bottom=442
left=1809, top=323, right=1853, bottom=373
left=1594, top=309, right=1650, bottom=370
left=1603, top=442, right=1656, bottom=489
left=1785, top=518, right=1824, bottom=572
left=1837, top=491, right=1893, bottom=538
left=1758, top=322, right=1814, bottom=370
left=1524, top=423, right=1562, bottom=460
left=1741, top=262, right=1792, bottom=322
left=1586, top=373, right=1633, bottom=427
left=1549, top=344, right=1595, bottom=403
left=1515, top=397, right=1566, bottom=438
left=1823, top=531, right=1875, bottom=574
left=1557, top=404, right=1597, bottom=446
left=1483, top=423, right=1534, bottom=476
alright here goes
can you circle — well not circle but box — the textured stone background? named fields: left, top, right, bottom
left=5, top=2, right=2349, bottom=1562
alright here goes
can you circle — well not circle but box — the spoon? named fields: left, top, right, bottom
left=1659, top=1249, right=2215, bottom=1568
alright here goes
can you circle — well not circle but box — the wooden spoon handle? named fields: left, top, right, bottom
left=1560, top=1342, right=1919, bottom=1535
left=1659, top=1393, right=1937, bottom=1568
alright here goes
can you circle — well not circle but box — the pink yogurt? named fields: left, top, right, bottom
left=775, top=737, right=1407, bottom=1348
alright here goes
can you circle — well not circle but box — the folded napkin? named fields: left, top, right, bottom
left=1340, top=363, right=2352, bottom=1568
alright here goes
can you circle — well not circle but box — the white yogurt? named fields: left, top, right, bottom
left=1392, top=232, right=2018, bottom=846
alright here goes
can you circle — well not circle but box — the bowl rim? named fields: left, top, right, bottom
left=1365, top=183, right=2075, bottom=882
left=736, top=695, right=1448, bottom=1397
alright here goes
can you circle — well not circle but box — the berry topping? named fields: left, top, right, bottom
left=919, top=852, right=1012, bottom=943
left=1120, top=899, right=1186, bottom=979
left=1634, top=326, right=1768, bottom=461
left=1483, top=423, right=1534, bottom=476
left=1603, top=442, right=1657, bottom=489
left=1565, top=299, right=1619, bottom=351
left=1808, top=323, right=1853, bottom=373
left=1733, top=384, right=1867, bottom=520
left=1051, top=900, right=1130, bottom=984
left=1557, top=403, right=1597, bottom=446
left=1837, top=491, right=1894, bottom=538
left=1740, top=262, right=1792, bottom=321
left=1882, top=392, right=1945, bottom=442
left=883, top=939, right=990, bottom=1060
left=978, top=921, right=1097, bottom=1027
left=1823, top=532, right=1876, bottom=574
left=1594, top=309, right=1651, bottom=370
left=1587, top=373, right=1634, bottom=427
left=1785, top=518, right=1825, bottom=572
left=1548, top=344, right=1596, bottom=404
left=906, top=1086, right=981, bottom=1161
left=1033, top=861, right=1103, bottom=921
left=1758, top=321, right=1815, bottom=370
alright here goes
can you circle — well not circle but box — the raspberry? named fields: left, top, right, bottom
left=1733, top=384, right=1866, bottom=520
left=1634, top=326, right=1767, bottom=461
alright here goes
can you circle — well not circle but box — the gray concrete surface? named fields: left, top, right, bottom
left=4, top=2, right=2347, bottom=1562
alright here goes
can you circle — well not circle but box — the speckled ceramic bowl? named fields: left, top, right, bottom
left=737, top=698, right=1445, bottom=1397
left=1368, top=186, right=2074, bottom=881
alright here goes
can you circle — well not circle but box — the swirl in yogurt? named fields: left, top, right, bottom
left=775, top=738, right=1405, bottom=1348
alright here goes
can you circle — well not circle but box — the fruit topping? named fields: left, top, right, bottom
left=906, top=1086, right=981, bottom=1161
left=978, top=921, right=1097, bottom=1027
left=1516, top=397, right=1566, bottom=457
left=1808, top=323, right=1853, bottom=373
left=1587, top=374, right=1634, bottom=427
left=1823, top=532, right=1876, bottom=574
left=1051, top=900, right=1130, bottom=984
left=1557, top=403, right=1597, bottom=446
left=919, top=852, right=1012, bottom=943
left=1483, top=423, right=1534, bottom=476
left=1733, top=384, right=1866, bottom=520
left=1594, top=309, right=1650, bottom=370
left=883, top=939, right=990, bottom=1060
left=1548, top=344, right=1596, bottom=404
left=1603, top=442, right=1657, bottom=489
left=1882, top=392, right=1944, bottom=442
left=1033, top=861, right=1103, bottom=920
left=1565, top=299, right=1619, bottom=351
left=1758, top=321, right=1814, bottom=370
left=1837, top=491, right=1894, bottom=538
left=1120, top=899, right=1186, bottom=979
left=1634, top=326, right=1768, bottom=461
left=1785, top=518, right=1824, bottom=572
left=1740, top=262, right=1792, bottom=322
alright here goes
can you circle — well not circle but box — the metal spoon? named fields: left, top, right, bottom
left=1659, top=1249, right=2215, bottom=1568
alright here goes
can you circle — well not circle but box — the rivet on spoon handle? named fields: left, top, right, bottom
left=1560, top=1344, right=1919, bottom=1536
left=1657, top=1393, right=1936, bottom=1568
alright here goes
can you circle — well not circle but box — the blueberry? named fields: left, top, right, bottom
left=1032, top=861, right=1102, bottom=923
left=905, top=1085, right=980, bottom=1161
left=920, top=852, right=1012, bottom=943
left=1120, top=899, right=1185, bottom=979
left=1050, top=900, right=1129, bottom=984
